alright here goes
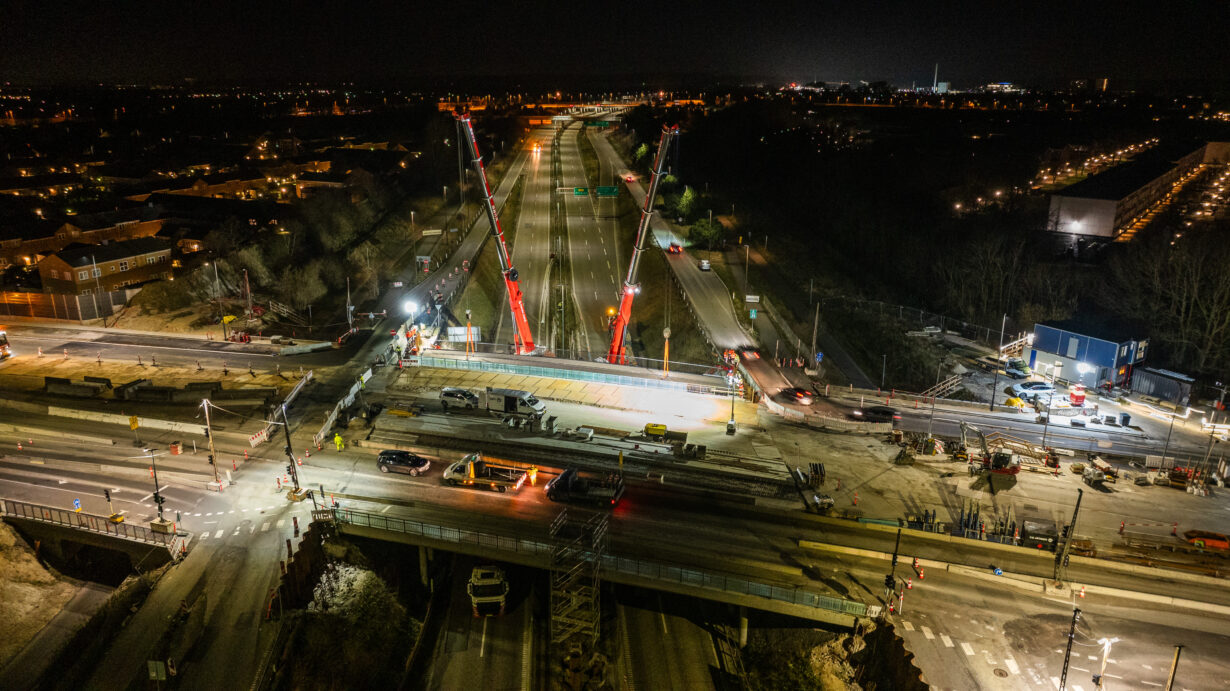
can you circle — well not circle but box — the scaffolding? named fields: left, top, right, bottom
left=549, top=508, right=608, bottom=647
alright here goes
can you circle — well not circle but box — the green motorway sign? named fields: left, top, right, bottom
left=585, top=121, right=611, bottom=127
left=573, top=187, right=588, bottom=196
left=596, top=186, right=619, bottom=197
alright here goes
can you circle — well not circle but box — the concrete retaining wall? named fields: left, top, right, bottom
left=47, top=406, right=207, bottom=437
left=279, top=342, right=334, bottom=356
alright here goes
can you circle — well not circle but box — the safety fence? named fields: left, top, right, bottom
left=331, top=507, right=872, bottom=619
left=819, top=296, right=1024, bottom=349
left=312, top=367, right=370, bottom=447
left=2, top=498, right=183, bottom=553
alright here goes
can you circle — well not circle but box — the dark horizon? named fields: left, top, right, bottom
left=1, top=1, right=1227, bottom=93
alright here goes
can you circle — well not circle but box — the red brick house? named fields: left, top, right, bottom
left=38, top=238, right=174, bottom=295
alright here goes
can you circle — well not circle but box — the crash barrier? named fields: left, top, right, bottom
left=2, top=498, right=185, bottom=555
left=46, top=406, right=207, bottom=437
left=416, top=353, right=723, bottom=396
left=331, top=507, right=874, bottom=620
left=312, top=368, right=370, bottom=447
left=279, top=342, right=333, bottom=356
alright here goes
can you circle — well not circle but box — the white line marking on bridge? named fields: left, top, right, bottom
left=901, top=621, right=914, bottom=631
left=1141, top=664, right=1152, bottom=670
left=214, top=529, right=224, bottom=539
left=276, top=519, right=285, bottom=528
left=1004, top=657, right=1019, bottom=674
left=961, top=642, right=975, bottom=656
left=249, top=526, right=255, bottom=534
left=1051, top=676, right=1061, bottom=689
left=480, top=616, right=489, bottom=658
left=941, top=634, right=953, bottom=647
left=198, top=532, right=208, bottom=540
left=232, top=527, right=241, bottom=535
left=261, top=521, right=270, bottom=532
left=1139, top=682, right=1162, bottom=687
left=921, top=626, right=934, bottom=640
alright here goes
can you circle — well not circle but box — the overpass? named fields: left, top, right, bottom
left=2, top=498, right=187, bottom=572
left=324, top=507, right=876, bottom=628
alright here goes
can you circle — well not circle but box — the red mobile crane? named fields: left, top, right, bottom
left=606, top=125, right=679, bottom=364
left=456, top=113, right=536, bottom=355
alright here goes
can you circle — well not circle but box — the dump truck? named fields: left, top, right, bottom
left=442, top=453, right=531, bottom=493
left=483, top=387, right=546, bottom=420
left=546, top=467, right=625, bottom=506
left=467, top=565, right=509, bottom=616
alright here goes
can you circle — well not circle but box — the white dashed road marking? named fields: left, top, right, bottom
left=214, top=529, right=224, bottom=539
left=261, top=521, right=270, bottom=532
left=921, top=626, right=934, bottom=640
left=1004, top=657, right=1019, bottom=675
left=901, top=621, right=914, bottom=631
left=940, top=634, right=953, bottom=648
left=961, top=642, right=975, bottom=657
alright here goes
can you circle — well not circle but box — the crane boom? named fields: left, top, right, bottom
left=456, top=113, right=536, bottom=355
left=606, top=125, right=679, bottom=364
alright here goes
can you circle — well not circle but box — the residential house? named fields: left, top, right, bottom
left=38, top=238, right=174, bottom=295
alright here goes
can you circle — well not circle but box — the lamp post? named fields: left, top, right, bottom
left=1041, top=362, right=1062, bottom=448
left=1160, top=408, right=1178, bottom=468
left=989, top=313, right=1006, bottom=411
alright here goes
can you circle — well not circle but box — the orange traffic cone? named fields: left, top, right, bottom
left=919, top=567, right=925, bottom=580
left=244, top=450, right=249, bottom=461
left=906, top=577, right=913, bottom=589
left=1079, top=586, right=1086, bottom=598
left=16, top=442, right=22, bottom=451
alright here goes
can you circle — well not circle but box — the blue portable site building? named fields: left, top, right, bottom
left=1026, top=321, right=1147, bottom=389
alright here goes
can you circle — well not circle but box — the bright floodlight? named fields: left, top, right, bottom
left=1077, top=362, right=1092, bottom=374
left=403, top=300, right=418, bottom=314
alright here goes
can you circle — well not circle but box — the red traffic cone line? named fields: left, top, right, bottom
left=919, top=567, right=925, bottom=579
left=906, top=578, right=913, bottom=589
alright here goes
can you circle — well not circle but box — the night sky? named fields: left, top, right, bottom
left=1, top=0, right=1226, bottom=90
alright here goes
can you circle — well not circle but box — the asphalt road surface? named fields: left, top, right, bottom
left=423, top=554, right=531, bottom=691
left=494, top=127, right=554, bottom=349
left=559, top=123, right=619, bottom=360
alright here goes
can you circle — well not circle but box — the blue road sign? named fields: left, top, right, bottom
left=73, top=498, right=81, bottom=511
left=749, top=309, right=757, bottom=319
left=815, top=352, right=824, bottom=363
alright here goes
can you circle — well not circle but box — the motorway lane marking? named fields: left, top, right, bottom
left=198, top=532, right=208, bottom=540
left=1107, top=658, right=1117, bottom=664
left=194, top=513, right=201, bottom=517
left=1139, top=682, right=1162, bottom=687
left=214, top=529, right=224, bottom=539
left=232, top=527, right=241, bottom=535
left=1051, top=676, right=1061, bottom=689
left=901, top=621, right=914, bottom=631
left=921, top=626, right=934, bottom=640
left=1141, top=664, right=1152, bottom=670
left=261, top=521, right=270, bottom=532
left=480, top=617, right=488, bottom=658
left=961, top=642, right=975, bottom=656
left=1004, top=657, right=1019, bottom=675
left=940, top=634, right=953, bottom=648
left=1087, top=655, right=1097, bottom=660
left=276, top=519, right=285, bottom=528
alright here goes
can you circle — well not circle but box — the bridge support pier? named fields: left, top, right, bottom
left=739, top=606, right=748, bottom=648
left=419, top=545, right=429, bottom=587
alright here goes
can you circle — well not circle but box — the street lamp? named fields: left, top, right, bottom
left=1094, top=637, right=1119, bottom=689
left=1041, top=361, right=1062, bottom=448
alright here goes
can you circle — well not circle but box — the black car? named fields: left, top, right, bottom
left=377, top=450, right=431, bottom=476
left=781, top=387, right=814, bottom=405
left=852, top=406, right=901, bottom=423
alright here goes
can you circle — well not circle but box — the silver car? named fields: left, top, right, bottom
left=440, top=387, right=478, bottom=409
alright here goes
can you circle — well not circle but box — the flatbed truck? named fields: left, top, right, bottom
left=443, top=453, right=530, bottom=493
left=545, top=467, right=625, bottom=506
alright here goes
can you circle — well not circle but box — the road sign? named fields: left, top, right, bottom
left=815, top=352, right=824, bottom=363
left=749, top=309, right=757, bottom=319
left=73, top=498, right=81, bottom=512
left=596, top=186, right=619, bottom=197
left=573, top=187, right=588, bottom=196
left=745, top=295, right=760, bottom=303
left=585, top=121, right=611, bottom=127
left=392, top=281, right=403, bottom=288
left=249, top=428, right=269, bottom=447
left=129, top=415, right=140, bottom=430
left=421, top=228, right=442, bottom=237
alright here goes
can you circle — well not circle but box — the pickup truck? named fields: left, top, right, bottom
left=546, top=468, right=625, bottom=506
left=443, top=453, right=530, bottom=493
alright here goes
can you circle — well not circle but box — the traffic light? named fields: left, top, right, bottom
left=1062, top=524, right=1070, bottom=538
left=286, top=463, right=294, bottom=476
left=207, top=454, right=215, bottom=466
left=891, top=553, right=898, bottom=567
left=1092, top=675, right=1101, bottom=685
left=103, top=489, right=110, bottom=502
left=883, top=574, right=894, bottom=590
left=1063, top=553, right=1071, bottom=567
